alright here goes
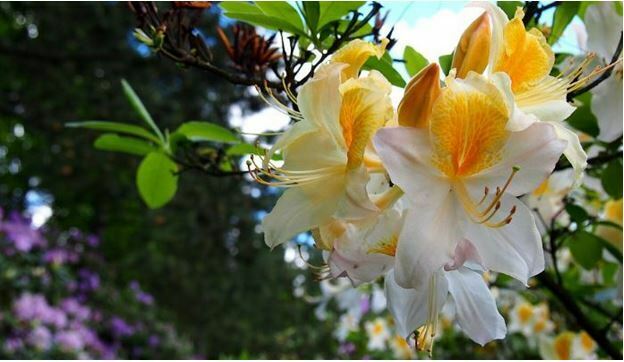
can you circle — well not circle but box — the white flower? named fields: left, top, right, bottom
left=385, top=266, right=506, bottom=350
left=364, top=317, right=391, bottom=351
left=585, top=2, right=624, bottom=142
left=334, top=309, right=361, bottom=342
left=375, top=71, right=566, bottom=290
left=257, top=40, right=393, bottom=248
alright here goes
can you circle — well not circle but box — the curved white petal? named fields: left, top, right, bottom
left=552, top=123, right=588, bottom=182
left=282, top=128, right=346, bottom=171
left=266, top=119, right=317, bottom=166
left=585, top=2, right=623, bottom=60
left=521, top=99, right=576, bottom=124
left=385, top=270, right=448, bottom=338
left=297, top=63, right=348, bottom=151
left=469, top=122, right=567, bottom=196
left=394, top=193, right=460, bottom=289
left=329, top=208, right=401, bottom=285
left=334, top=166, right=379, bottom=220
left=374, top=127, right=447, bottom=204
left=263, top=177, right=344, bottom=248
left=593, top=74, right=623, bottom=143
left=464, top=193, right=544, bottom=285
left=446, top=267, right=507, bottom=345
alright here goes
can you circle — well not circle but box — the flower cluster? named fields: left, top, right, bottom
left=254, top=1, right=622, bottom=355
left=0, top=210, right=193, bottom=359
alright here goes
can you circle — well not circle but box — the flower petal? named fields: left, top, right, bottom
left=263, top=177, right=344, bottom=248
left=464, top=193, right=544, bottom=285
left=552, top=122, right=587, bottom=182
left=385, top=270, right=448, bottom=338
left=468, top=122, right=567, bottom=196
left=585, top=2, right=623, bottom=61
left=593, top=74, right=623, bottom=143
left=446, top=267, right=507, bottom=346
left=374, top=127, right=446, bottom=204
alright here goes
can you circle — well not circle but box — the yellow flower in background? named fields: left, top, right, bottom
left=256, top=39, right=393, bottom=248
left=596, top=198, right=623, bottom=251
left=364, top=317, right=391, bottom=351
left=540, top=331, right=597, bottom=360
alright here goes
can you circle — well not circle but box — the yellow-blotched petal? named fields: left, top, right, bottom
left=452, top=12, right=491, bottom=78
left=430, top=74, right=509, bottom=177
left=493, top=8, right=554, bottom=93
left=398, top=63, right=442, bottom=128
left=339, top=70, right=393, bottom=169
left=332, top=39, right=388, bottom=80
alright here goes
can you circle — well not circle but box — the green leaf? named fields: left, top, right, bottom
left=121, top=79, right=164, bottom=143
left=136, top=152, right=178, bottom=209
left=220, top=7, right=304, bottom=36
left=219, top=1, right=262, bottom=14
left=601, top=159, right=623, bottom=199
left=403, top=46, right=429, bottom=77
left=174, top=121, right=239, bottom=144
left=94, top=134, right=158, bottom=156
left=66, top=121, right=161, bottom=144
left=565, top=203, right=589, bottom=224
left=335, top=20, right=372, bottom=38
left=567, top=230, right=604, bottom=270
left=438, top=53, right=454, bottom=76
left=363, top=52, right=406, bottom=88
left=497, top=1, right=523, bottom=19
left=566, top=92, right=599, bottom=137
left=550, top=2, right=579, bottom=45
left=318, top=1, right=365, bottom=30
left=302, top=1, right=320, bottom=34
left=255, top=1, right=305, bottom=34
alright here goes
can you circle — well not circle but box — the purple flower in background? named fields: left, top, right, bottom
left=27, top=325, right=52, bottom=350
left=110, top=317, right=134, bottom=338
left=148, top=335, right=160, bottom=347
left=13, top=293, right=49, bottom=321
left=338, top=342, right=356, bottom=356
left=55, top=330, right=85, bottom=352
left=42, top=307, right=68, bottom=329
left=77, top=268, right=100, bottom=293
left=360, top=296, right=371, bottom=315
left=86, top=234, right=100, bottom=247
left=4, top=337, right=24, bottom=353
left=43, top=248, right=71, bottom=265
left=130, top=281, right=155, bottom=306
left=0, top=211, right=46, bottom=252
left=60, top=298, right=91, bottom=321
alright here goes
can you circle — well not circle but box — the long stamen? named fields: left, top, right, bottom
left=416, top=274, right=439, bottom=356
left=247, top=154, right=340, bottom=188
left=454, top=167, right=519, bottom=227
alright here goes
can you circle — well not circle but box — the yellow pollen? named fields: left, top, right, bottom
left=533, top=319, right=546, bottom=333
left=532, top=178, right=550, bottom=197
left=430, top=86, right=509, bottom=178
left=373, top=322, right=384, bottom=335
left=368, top=234, right=398, bottom=257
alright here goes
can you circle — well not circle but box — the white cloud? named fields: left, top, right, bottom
left=391, top=7, right=484, bottom=64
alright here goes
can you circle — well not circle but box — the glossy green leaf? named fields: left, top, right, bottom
left=497, top=1, right=523, bottom=19
left=550, top=2, right=579, bottom=45
left=66, top=121, right=161, bottom=144
left=363, top=52, right=406, bottom=88
left=219, top=1, right=261, bottom=14
left=136, top=152, right=178, bottom=209
left=566, top=92, right=599, bottom=137
left=302, top=1, right=320, bottom=34
left=174, top=121, right=239, bottom=144
left=318, top=1, right=365, bottom=30
left=255, top=1, right=304, bottom=33
left=121, top=79, right=164, bottom=143
left=601, top=159, right=623, bottom=199
left=567, top=230, right=604, bottom=270
left=438, top=53, right=453, bottom=76
left=93, top=134, right=158, bottom=156
left=220, top=5, right=304, bottom=36
left=403, top=46, right=429, bottom=77
left=565, top=203, right=589, bottom=224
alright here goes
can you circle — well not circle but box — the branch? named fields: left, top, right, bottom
left=554, top=149, right=622, bottom=171
left=537, top=272, right=623, bottom=359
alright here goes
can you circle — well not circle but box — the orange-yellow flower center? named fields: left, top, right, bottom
left=553, top=332, right=574, bottom=360
left=430, top=84, right=509, bottom=178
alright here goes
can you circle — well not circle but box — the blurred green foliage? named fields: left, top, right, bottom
left=0, top=2, right=334, bottom=358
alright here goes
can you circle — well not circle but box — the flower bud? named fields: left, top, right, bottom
left=452, top=12, right=491, bottom=79
left=398, top=63, right=441, bottom=128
